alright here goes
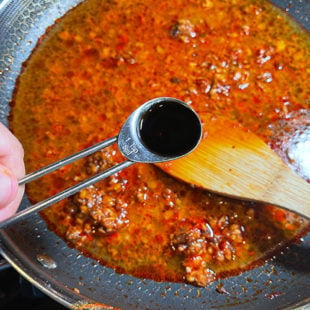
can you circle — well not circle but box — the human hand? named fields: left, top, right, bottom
left=0, top=122, right=25, bottom=221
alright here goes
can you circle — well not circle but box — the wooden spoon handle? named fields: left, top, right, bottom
left=158, top=114, right=310, bottom=218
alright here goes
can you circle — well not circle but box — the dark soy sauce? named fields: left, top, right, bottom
left=139, top=101, right=201, bottom=157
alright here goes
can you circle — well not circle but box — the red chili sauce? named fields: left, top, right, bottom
left=10, top=0, right=310, bottom=287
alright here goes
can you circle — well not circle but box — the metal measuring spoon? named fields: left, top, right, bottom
left=0, top=97, right=201, bottom=228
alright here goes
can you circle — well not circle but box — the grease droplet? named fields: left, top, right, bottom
left=36, top=254, right=57, bottom=269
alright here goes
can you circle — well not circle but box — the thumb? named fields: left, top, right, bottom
left=0, top=164, right=18, bottom=210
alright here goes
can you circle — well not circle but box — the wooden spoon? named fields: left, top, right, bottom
left=157, top=113, right=310, bottom=218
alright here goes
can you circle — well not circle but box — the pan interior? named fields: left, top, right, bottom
left=0, top=0, right=310, bottom=309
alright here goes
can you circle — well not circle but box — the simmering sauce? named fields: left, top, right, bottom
left=10, top=0, right=310, bottom=286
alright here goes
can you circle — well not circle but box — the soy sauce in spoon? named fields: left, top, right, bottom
left=117, top=97, right=202, bottom=163
left=139, top=100, right=202, bottom=157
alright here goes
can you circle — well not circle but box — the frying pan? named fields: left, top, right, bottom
left=0, top=0, right=309, bottom=309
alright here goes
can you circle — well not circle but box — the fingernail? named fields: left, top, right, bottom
left=0, top=167, right=17, bottom=209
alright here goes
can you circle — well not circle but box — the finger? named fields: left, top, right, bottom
left=0, top=164, right=24, bottom=221
left=0, top=122, right=25, bottom=179
left=0, top=123, right=26, bottom=220
left=0, top=184, right=24, bottom=221
left=0, top=165, right=18, bottom=208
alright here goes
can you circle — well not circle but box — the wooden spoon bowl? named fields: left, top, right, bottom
left=157, top=113, right=310, bottom=218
